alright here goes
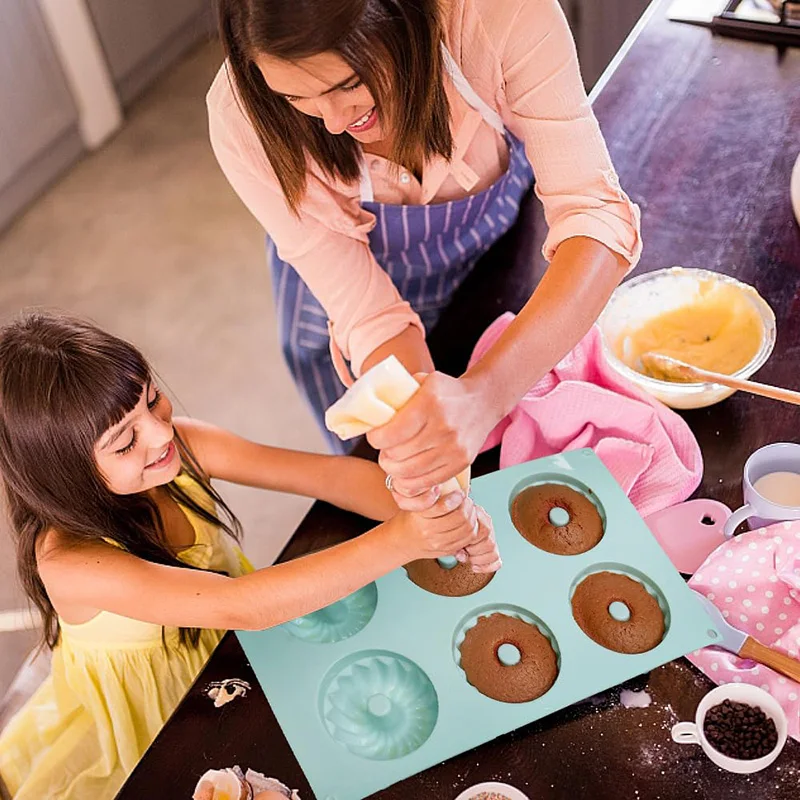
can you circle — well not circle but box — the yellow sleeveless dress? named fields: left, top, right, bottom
left=0, top=474, right=253, bottom=800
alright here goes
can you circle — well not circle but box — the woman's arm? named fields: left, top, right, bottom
left=464, top=238, right=628, bottom=420
left=38, top=493, right=479, bottom=632
left=360, top=324, right=434, bottom=376
left=367, top=0, right=640, bottom=493
left=176, top=418, right=396, bottom=521
left=372, top=238, right=628, bottom=493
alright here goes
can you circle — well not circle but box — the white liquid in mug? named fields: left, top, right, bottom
left=753, top=471, right=800, bottom=507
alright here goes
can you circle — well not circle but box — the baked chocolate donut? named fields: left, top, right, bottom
left=404, top=558, right=494, bottom=597
left=571, top=571, right=665, bottom=654
left=459, top=613, right=559, bottom=703
left=511, top=483, right=603, bottom=555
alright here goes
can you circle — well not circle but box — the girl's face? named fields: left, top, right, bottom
left=94, top=382, right=181, bottom=495
left=256, top=51, right=385, bottom=144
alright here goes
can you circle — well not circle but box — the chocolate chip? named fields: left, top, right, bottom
left=703, top=701, right=781, bottom=760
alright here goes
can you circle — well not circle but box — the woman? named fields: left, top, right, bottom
left=209, top=0, right=641, bottom=497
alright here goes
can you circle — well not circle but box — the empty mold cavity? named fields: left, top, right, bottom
left=319, top=651, right=438, bottom=760
left=284, top=583, right=378, bottom=644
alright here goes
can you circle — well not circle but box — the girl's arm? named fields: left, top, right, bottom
left=38, top=493, right=479, bottom=632
left=175, top=418, right=396, bottom=521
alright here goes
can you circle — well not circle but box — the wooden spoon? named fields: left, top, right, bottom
left=640, top=352, right=800, bottom=406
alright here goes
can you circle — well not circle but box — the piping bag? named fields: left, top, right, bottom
left=325, top=356, right=479, bottom=565
left=325, top=356, right=470, bottom=494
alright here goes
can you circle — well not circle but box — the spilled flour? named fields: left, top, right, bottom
left=620, top=689, right=653, bottom=709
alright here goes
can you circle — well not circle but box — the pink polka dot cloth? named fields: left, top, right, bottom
left=688, top=519, right=800, bottom=741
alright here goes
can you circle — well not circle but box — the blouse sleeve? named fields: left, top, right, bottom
left=484, top=0, right=642, bottom=266
left=207, top=83, right=424, bottom=378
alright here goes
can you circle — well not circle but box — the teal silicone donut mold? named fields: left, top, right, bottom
left=320, top=651, right=438, bottom=761
left=285, top=583, right=378, bottom=644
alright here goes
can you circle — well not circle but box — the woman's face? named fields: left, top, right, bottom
left=256, top=51, right=385, bottom=144
left=94, top=382, right=181, bottom=495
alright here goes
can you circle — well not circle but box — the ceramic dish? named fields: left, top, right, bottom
left=671, top=684, right=787, bottom=774
left=454, top=781, right=530, bottom=800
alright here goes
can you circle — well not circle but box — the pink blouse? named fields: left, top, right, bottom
left=207, top=0, right=642, bottom=377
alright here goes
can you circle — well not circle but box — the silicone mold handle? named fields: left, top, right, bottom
left=671, top=721, right=701, bottom=745
left=723, top=503, right=755, bottom=539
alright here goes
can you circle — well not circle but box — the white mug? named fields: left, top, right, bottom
left=723, top=443, right=800, bottom=538
left=671, top=684, right=787, bottom=774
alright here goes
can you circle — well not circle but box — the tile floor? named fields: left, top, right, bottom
left=0, top=40, right=325, bottom=697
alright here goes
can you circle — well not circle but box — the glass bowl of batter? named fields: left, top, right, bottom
left=599, top=267, right=776, bottom=409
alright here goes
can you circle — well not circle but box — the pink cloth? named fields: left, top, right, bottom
left=688, top=521, right=800, bottom=741
left=468, top=313, right=702, bottom=518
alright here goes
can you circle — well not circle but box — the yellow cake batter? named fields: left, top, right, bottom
left=618, top=280, right=763, bottom=377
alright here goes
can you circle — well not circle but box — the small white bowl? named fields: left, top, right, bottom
left=671, top=684, right=788, bottom=774
left=599, top=267, right=776, bottom=410
left=454, top=782, right=529, bottom=800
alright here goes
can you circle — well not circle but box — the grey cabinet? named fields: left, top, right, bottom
left=86, top=0, right=213, bottom=105
left=564, top=0, right=652, bottom=90
left=0, top=2, right=83, bottom=232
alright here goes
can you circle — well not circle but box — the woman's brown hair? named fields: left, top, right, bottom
left=0, top=312, right=243, bottom=650
left=218, top=0, right=453, bottom=212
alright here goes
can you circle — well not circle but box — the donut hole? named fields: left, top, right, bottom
left=548, top=506, right=571, bottom=527
left=453, top=604, right=561, bottom=703
left=570, top=564, right=671, bottom=654
left=509, top=475, right=606, bottom=556
left=497, top=642, right=522, bottom=666
left=319, top=651, right=438, bottom=760
left=437, top=555, right=459, bottom=570
left=608, top=601, right=631, bottom=622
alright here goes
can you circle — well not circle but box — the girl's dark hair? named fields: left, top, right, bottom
left=218, top=0, right=453, bottom=212
left=0, top=312, right=243, bottom=650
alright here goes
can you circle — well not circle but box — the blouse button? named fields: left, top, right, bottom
left=370, top=159, right=380, bottom=172
left=400, top=172, right=411, bottom=184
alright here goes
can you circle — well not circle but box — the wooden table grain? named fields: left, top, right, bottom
left=119, top=1, right=800, bottom=797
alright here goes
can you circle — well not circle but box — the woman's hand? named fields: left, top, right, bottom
left=396, top=491, right=480, bottom=561
left=369, top=372, right=496, bottom=497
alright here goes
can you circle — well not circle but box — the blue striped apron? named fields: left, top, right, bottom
left=269, top=46, right=534, bottom=452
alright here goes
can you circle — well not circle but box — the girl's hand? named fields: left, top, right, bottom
left=398, top=491, right=480, bottom=561
left=369, top=373, right=495, bottom=498
left=467, top=506, right=503, bottom=573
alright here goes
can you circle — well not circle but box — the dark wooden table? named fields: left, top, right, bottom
left=119, top=1, right=800, bottom=797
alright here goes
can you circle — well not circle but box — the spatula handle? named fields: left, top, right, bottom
left=740, top=636, right=800, bottom=682
left=691, top=368, right=800, bottom=406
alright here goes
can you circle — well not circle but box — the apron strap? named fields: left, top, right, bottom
left=359, top=43, right=506, bottom=201
left=359, top=158, right=375, bottom=203
left=439, top=44, right=506, bottom=134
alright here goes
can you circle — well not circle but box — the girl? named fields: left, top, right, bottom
left=0, top=312, right=493, bottom=800
left=209, top=0, right=641, bottom=491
